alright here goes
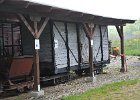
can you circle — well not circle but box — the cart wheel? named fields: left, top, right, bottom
left=75, top=70, right=83, bottom=76
left=27, top=83, right=34, bottom=90
left=84, top=68, right=90, bottom=75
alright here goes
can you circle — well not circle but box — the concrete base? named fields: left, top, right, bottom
left=30, top=90, right=44, bottom=97
left=86, top=76, right=96, bottom=83
left=92, top=76, right=96, bottom=83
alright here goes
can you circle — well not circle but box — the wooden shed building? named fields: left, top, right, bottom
left=0, top=0, right=135, bottom=92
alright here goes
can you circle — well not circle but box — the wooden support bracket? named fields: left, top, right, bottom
left=83, top=23, right=96, bottom=39
left=116, top=26, right=122, bottom=38
left=38, top=17, right=49, bottom=38
left=83, top=23, right=91, bottom=38
left=18, top=14, right=49, bottom=91
left=83, top=23, right=96, bottom=77
left=18, top=14, right=35, bottom=36
left=18, top=14, right=49, bottom=38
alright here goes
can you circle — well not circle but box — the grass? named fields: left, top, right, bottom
left=112, top=38, right=140, bottom=56
left=62, top=79, right=140, bottom=100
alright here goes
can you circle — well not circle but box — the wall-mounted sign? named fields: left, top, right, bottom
left=91, top=40, right=93, bottom=46
left=35, top=39, right=40, bottom=49
left=54, top=39, right=58, bottom=48
left=38, top=84, right=40, bottom=91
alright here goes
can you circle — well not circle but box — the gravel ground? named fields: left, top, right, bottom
left=1, top=56, right=140, bottom=100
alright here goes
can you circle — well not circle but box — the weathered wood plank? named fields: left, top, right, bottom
left=67, top=23, right=78, bottom=66
left=53, top=22, right=67, bottom=69
left=79, top=25, right=89, bottom=63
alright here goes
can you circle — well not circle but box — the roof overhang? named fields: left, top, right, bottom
left=0, top=0, right=135, bottom=25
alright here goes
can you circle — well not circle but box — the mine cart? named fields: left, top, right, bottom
left=0, top=22, right=34, bottom=92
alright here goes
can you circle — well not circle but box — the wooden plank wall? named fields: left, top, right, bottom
left=69, top=24, right=109, bottom=64
left=21, top=23, right=52, bottom=62
left=22, top=21, right=109, bottom=72
left=67, top=23, right=78, bottom=66
left=101, top=26, right=109, bottom=61
left=93, top=25, right=102, bottom=62
left=53, top=22, right=67, bottom=69
left=79, top=25, right=89, bottom=63
left=39, top=23, right=52, bottom=62
left=21, top=23, right=34, bottom=55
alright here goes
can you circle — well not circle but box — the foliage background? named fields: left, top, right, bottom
left=108, top=19, right=140, bottom=55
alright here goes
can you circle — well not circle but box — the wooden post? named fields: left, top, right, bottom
left=18, top=14, right=49, bottom=91
left=34, top=21, right=40, bottom=91
left=83, top=23, right=96, bottom=77
left=116, top=26, right=125, bottom=72
left=120, top=26, right=125, bottom=72
left=89, top=24, right=93, bottom=76
left=89, top=37, right=93, bottom=76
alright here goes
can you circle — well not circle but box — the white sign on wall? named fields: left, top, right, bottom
left=35, top=39, right=40, bottom=49
left=91, top=40, right=93, bottom=46
left=38, top=84, right=40, bottom=91
left=54, top=39, right=58, bottom=48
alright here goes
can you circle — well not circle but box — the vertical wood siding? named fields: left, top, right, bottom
left=78, top=25, right=109, bottom=64
left=67, top=23, right=78, bottom=66
left=39, top=23, right=52, bottom=62
left=93, top=25, right=102, bottom=62
left=22, top=23, right=52, bottom=62
left=79, top=25, right=89, bottom=63
left=101, top=26, right=109, bottom=61
left=21, top=23, right=34, bottom=55
left=53, top=22, right=67, bottom=68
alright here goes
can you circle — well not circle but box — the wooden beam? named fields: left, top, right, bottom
left=83, top=23, right=96, bottom=38
left=38, top=17, right=49, bottom=38
left=0, top=3, right=135, bottom=25
left=86, top=24, right=91, bottom=34
left=116, top=25, right=125, bottom=72
left=68, top=12, right=83, bottom=18
left=18, top=14, right=35, bottom=36
left=91, top=24, right=96, bottom=36
left=4, top=0, right=29, bottom=8
left=83, top=23, right=96, bottom=77
left=0, top=5, right=43, bottom=17
left=27, top=5, right=52, bottom=13
left=83, top=23, right=91, bottom=38
left=18, top=14, right=49, bottom=92
left=116, top=26, right=122, bottom=38
left=88, top=24, right=96, bottom=77
left=32, top=17, right=49, bottom=91
left=88, top=38, right=93, bottom=76
left=51, top=8, right=71, bottom=16
left=19, top=14, right=49, bottom=38
left=33, top=21, right=40, bottom=91
left=120, top=26, right=125, bottom=72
